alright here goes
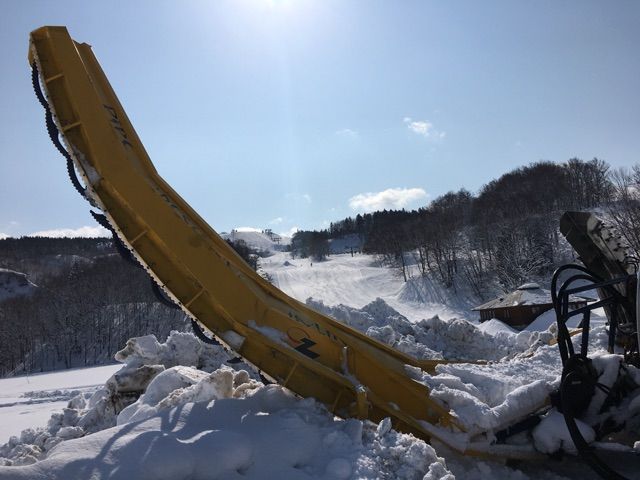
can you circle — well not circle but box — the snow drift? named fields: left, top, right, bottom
left=0, top=331, right=454, bottom=479
left=0, top=296, right=624, bottom=479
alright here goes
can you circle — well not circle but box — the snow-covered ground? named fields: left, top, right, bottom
left=0, top=246, right=632, bottom=479
left=0, top=364, right=121, bottom=444
left=222, top=228, right=290, bottom=251
left=262, top=251, right=471, bottom=323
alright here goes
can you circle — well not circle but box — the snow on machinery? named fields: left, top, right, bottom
left=29, top=26, right=640, bottom=478
left=551, top=212, right=640, bottom=479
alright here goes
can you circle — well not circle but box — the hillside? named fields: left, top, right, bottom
left=221, top=228, right=291, bottom=252
left=0, top=237, right=187, bottom=377
left=262, top=251, right=472, bottom=322
left=0, top=222, right=625, bottom=479
left=0, top=269, right=36, bottom=303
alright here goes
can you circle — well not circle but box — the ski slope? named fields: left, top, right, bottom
left=262, top=252, right=471, bottom=323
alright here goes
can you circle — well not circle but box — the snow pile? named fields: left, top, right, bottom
left=532, top=411, right=595, bottom=454
left=112, top=330, right=236, bottom=373
left=0, top=331, right=456, bottom=479
left=0, top=279, right=630, bottom=478
left=476, top=319, right=518, bottom=336
left=531, top=353, right=640, bottom=456
left=307, top=297, right=552, bottom=362
left=0, top=332, right=238, bottom=467
left=409, top=325, right=613, bottom=438
left=0, top=383, right=454, bottom=479
left=0, top=364, right=122, bottom=443
left=524, top=307, right=597, bottom=332
left=20, top=389, right=82, bottom=402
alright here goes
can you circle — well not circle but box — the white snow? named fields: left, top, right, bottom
left=533, top=411, right=595, bottom=454
left=263, top=252, right=471, bottom=323
left=524, top=304, right=606, bottom=332
left=0, top=249, right=625, bottom=479
left=222, top=229, right=290, bottom=250
left=476, top=318, right=518, bottom=335
left=0, top=332, right=455, bottom=478
left=0, top=364, right=121, bottom=443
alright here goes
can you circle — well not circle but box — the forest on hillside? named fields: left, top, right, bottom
left=0, top=238, right=187, bottom=376
left=3, top=158, right=639, bottom=376
left=292, top=159, right=640, bottom=297
left=0, top=236, right=264, bottom=377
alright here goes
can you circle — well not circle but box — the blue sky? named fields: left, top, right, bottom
left=1, top=1, right=639, bottom=238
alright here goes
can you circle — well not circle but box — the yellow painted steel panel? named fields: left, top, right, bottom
left=29, top=26, right=546, bottom=460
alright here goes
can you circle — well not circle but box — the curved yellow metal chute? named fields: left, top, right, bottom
left=28, top=26, right=547, bottom=460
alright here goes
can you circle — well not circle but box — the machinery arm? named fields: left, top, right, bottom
left=29, top=25, right=466, bottom=448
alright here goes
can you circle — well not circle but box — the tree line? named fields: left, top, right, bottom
left=0, top=235, right=269, bottom=377
left=292, top=158, right=640, bottom=296
left=0, top=238, right=187, bottom=376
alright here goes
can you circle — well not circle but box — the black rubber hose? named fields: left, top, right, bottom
left=560, top=371, right=628, bottom=480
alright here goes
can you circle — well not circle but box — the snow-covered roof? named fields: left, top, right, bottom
left=472, top=283, right=587, bottom=311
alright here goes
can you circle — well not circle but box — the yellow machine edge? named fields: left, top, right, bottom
left=28, top=26, right=545, bottom=460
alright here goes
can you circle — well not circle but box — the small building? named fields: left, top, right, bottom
left=472, top=282, right=588, bottom=329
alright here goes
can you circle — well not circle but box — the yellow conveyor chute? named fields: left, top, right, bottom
left=28, top=26, right=546, bottom=460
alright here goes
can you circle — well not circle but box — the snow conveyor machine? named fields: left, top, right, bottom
left=28, top=26, right=640, bottom=479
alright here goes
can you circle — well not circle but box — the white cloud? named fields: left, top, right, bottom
left=403, top=117, right=445, bottom=140
left=302, top=193, right=312, bottom=203
left=336, top=128, right=358, bottom=138
left=0, top=233, right=8, bottom=240
left=349, top=187, right=428, bottom=213
left=28, top=226, right=111, bottom=238
left=268, top=217, right=284, bottom=225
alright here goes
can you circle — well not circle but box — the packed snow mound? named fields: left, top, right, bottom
left=408, top=325, right=615, bottom=438
left=0, top=331, right=455, bottom=479
left=0, top=384, right=454, bottom=480
left=0, top=331, right=242, bottom=466
left=307, top=298, right=552, bottom=362
left=524, top=307, right=596, bottom=332
left=0, top=268, right=37, bottom=302
left=1, top=312, right=618, bottom=478
left=476, top=319, right=518, bottom=336
left=114, top=330, right=233, bottom=371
